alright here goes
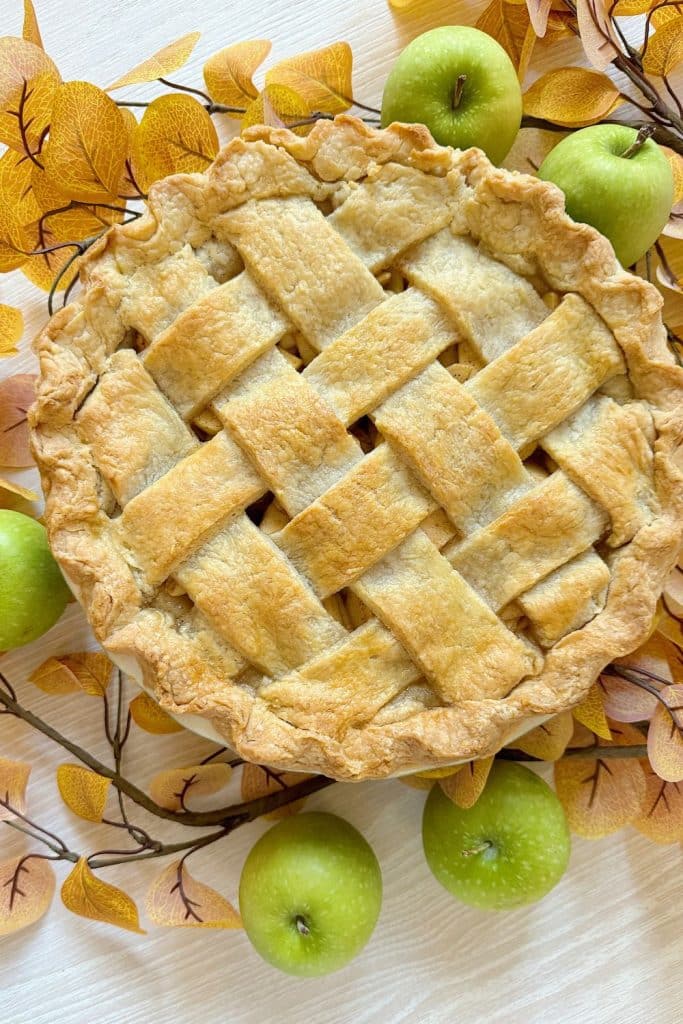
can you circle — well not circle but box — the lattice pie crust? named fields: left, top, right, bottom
left=31, top=117, right=683, bottom=779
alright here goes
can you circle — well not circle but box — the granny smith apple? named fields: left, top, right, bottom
left=0, top=509, right=71, bottom=650
left=422, top=761, right=570, bottom=910
left=538, top=124, right=674, bottom=267
left=239, top=812, right=382, bottom=976
left=381, top=26, right=522, bottom=164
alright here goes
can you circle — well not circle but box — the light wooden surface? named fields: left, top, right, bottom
left=1, top=2, right=681, bottom=1022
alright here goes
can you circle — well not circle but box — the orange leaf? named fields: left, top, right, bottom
left=61, top=858, right=145, bottom=933
left=642, top=16, right=683, bottom=75
left=476, top=1, right=537, bottom=81
left=0, top=165, right=33, bottom=273
left=633, top=762, right=683, bottom=843
left=440, top=757, right=494, bottom=809
left=57, top=764, right=111, bottom=822
left=514, top=711, right=574, bottom=760
left=129, top=690, right=183, bottom=733
left=21, top=204, right=117, bottom=293
left=106, top=32, right=201, bottom=91
left=146, top=860, right=242, bottom=929
left=572, top=683, right=612, bottom=740
left=0, top=855, right=55, bottom=936
left=0, top=373, right=35, bottom=467
left=149, top=763, right=232, bottom=812
left=575, top=0, right=620, bottom=70
left=523, top=67, right=622, bottom=126
left=554, top=723, right=647, bottom=838
left=23, top=0, right=44, bottom=49
left=613, top=0, right=658, bottom=12
left=0, top=148, right=42, bottom=227
left=413, top=764, right=463, bottom=780
left=265, top=42, right=353, bottom=115
left=0, top=305, right=23, bottom=358
left=526, top=0, right=553, bottom=36
left=242, top=83, right=310, bottom=134
left=0, top=476, right=38, bottom=505
left=651, top=3, right=683, bottom=28
left=0, top=757, right=31, bottom=820
left=0, top=38, right=60, bottom=153
left=132, top=94, right=219, bottom=190
left=42, top=81, right=128, bottom=203
left=204, top=39, right=272, bottom=110
left=240, top=764, right=312, bottom=819
left=658, top=603, right=683, bottom=647
left=397, top=773, right=437, bottom=790
left=647, top=684, right=683, bottom=781
left=29, top=652, right=113, bottom=696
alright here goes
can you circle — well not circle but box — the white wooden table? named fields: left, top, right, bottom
left=1, top=2, right=681, bottom=1022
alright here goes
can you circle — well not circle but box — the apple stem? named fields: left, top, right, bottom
left=452, top=74, right=467, bottom=111
left=621, top=124, right=656, bottom=159
left=461, top=840, right=493, bottom=858
left=295, top=914, right=311, bottom=936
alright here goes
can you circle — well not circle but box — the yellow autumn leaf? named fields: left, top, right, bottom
left=0, top=373, right=36, bottom=467
left=476, top=1, right=536, bottom=82
left=398, top=773, right=437, bottom=790
left=413, top=764, right=463, bottom=780
left=0, top=855, right=55, bottom=936
left=42, top=81, right=128, bottom=203
left=0, top=146, right=43, bottom=229
left=387, top=0, right=419, bottom=7
left=572, top=683, right=612, bottom=740
left=129, top=690, right=183, bottom=733
left=204, top=39, right=272, bottom=111
left=29, top=652, right=113, bottom=696
left=0, top=757, right=31, bottom=820
left=613, top=0, right=658, bottom=13
left=0, top=476, right=38, bottom=505
left=658, top=603, right=683, bottom=646
left=647, top=684, right=683, bottom=782
left=514, top=711, right=574, bottom=760
left=0, top=38, right=60, bottom=153
left=575, top=0, right=620, bottom=70
left=106, top=31, right=201, bottom=91
left=56, top=764, right=111, bottom=822
left=149, top=763, right=232, bottom=812
left=61, top=858, right=145, bottom=933
left=523, top=67, right=623, bottom=127
left=651, top=3, right=683, bottom=28
left=21, top=204, right=118, bottom=293
left=146, top=860, right=242, bottom=929
left=265, top=42, right=353, bottom=115
left=240, top=764, right=312, bottom=820
left=132, top=94, right=219, bottom=190
left=23, top=0, right=44, bottom=48
left=440, top=756, right=494, bottom=809
left=0, top=305, right=23, bottom=358
left=553, top=723, right=647, bottom=838
left=642, top=15, right=683, bottom=75
left=633, top=762, right=683, bottom=843
left=242, top=83, right=310, bottom=134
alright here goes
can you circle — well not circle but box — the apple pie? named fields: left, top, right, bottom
left=30, top=116, right=683, bottom=779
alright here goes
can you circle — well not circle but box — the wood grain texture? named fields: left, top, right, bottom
left=0, top=2, right=681, bottom=1022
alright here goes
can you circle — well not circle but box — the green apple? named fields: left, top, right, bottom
left=422, top=761, right=570, bottom=911
left=538, top=124, right=674, bottom=267
left=0, top=510, right=71, bottom=650
left=239, top=811, right=382, bottom=976
left=381, top=26, right=522, bottom=164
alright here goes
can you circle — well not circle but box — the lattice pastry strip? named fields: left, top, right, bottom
left=31, top=118, right=683, bottom=781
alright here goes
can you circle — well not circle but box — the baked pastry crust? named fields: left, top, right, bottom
left=30, top=116, right=683, bottom=779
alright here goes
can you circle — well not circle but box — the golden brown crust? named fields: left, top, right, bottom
left=30, top=115, right=683, bottom=779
